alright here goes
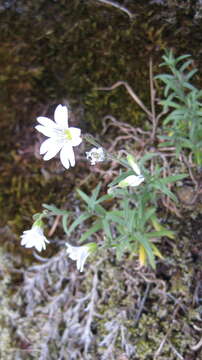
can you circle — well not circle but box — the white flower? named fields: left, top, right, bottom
left=35, top=104, right=82, bottom=169
left=118, top=174, right=144, bottom=187
left=66, top=243, right=97, bottom=272
left=118, top=159, right=144, bottom=188
left=86, top=147, right=105, bottom=165
left=20, top=224, right=49, bottom=252
left=128, top=157, right=142, bottom=177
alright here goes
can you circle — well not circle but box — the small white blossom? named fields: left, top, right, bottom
left=35, top=104, right=82, bottom=169
left=66, top=243, right=97, bottom=272
left=86, top=147, right=105, bottom=165
left=127, top=154, right=142, bottom=176
left=118, top=174, right=144, bottom=187
left=20, top=224, right=49, bottom=252
left=118, top=160, right=144, bottom=188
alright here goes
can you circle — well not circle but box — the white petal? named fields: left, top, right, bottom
left=118, top=175, right=144, bottom=187
left=69, top=127, right=81, bottom=137
left=69, top=127, right=82, bottom=146
left=66, top=244, right=89, bottom=272
left=86, top=147, right=105, bottom=165
left=43, top=142, right=63, bottom=160
left=34, top=242, right=42, bottom=251
left=131, top=162, right=141, bottom=176
left=35, top=238, right=46, bottom=252
left=77, top=252, right=88, bottom=272
left=20, top=227, right=49, bottom=252
left=59, top=145, right=70, bottom=169
left=21, top=236, right=29, bottom=247
left=40, top=138, right=62, bottom=155
left=66, top=245, right=77, bottom=260
left=60, top=144, right=75, bottom=168
left=68, top=146, right=75, bottom=167
left=22, top=240, right=33, bottom=248
left=77, top=259, right=83, bottom=272
left=54, top=104, right=68, bottom=128
left=127, top=175, right=144, bottom=186
left=35, top=125, right=56, bottom=138
left=70, top=136, right=82, bottom=147
left=36, top=116, right=56, bottom=128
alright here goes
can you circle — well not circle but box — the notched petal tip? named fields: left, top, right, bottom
left=36, top=116, right=56, bottom=128
left=54, top=104, right=68, bottom=127
left=60, top=144, right=74, bottom=169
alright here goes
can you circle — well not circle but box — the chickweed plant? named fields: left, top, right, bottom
left=21, top=50, right=202, bottom=270
left=156, top=50, right=202, bottom=167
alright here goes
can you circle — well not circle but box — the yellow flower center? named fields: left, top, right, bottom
left=65, top=129, right=73, bottom=141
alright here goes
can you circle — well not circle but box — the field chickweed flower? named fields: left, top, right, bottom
left=66, top=243, right=97, bottom=272
left=20, top=220, right=49, bottom=252
left=118, top=159, right=144, bottom=188
left=118, top=174, right=144, bottom=187
left=35, top=104, right=82, bottom=169
left=86, top=147, right=105, bottom=165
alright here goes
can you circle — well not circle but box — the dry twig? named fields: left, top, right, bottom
left=94, top=0, right=135, bottom=19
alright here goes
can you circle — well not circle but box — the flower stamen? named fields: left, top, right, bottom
left=65, top=129, right=73, bottom=141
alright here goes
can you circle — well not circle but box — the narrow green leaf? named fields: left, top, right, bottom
left=94, top=204, right=106, bottom=216
left=181, top=139, right=194, bottom=149
left=175, top=54, right=191, bottom=63
left=186, top=69, right=197, bottom=80
left=164, top=84, right=170, bottom=97
left=106, top=212, right=125, bottom=226
left=68, top=213, right=91, bottom=235
left=158, top=141, right=175, bottom=147
left=160, top=100, right=180, bottom=109
left=159, top=174, right=187, bottom=185
left=42, top=204, right=69, bottom=216
left=77, top=189, right=93, bottom=208
left=152, top=183, right=177, bottom=202
left=141, top=207, right=156, bottom=227
left=102, top=218, right=112, bottom=242
left=108, top=170, right=134, bottom=187
left=96, top=194, right=113, bottom=204
left=79, top=221, right=102, bottom=243
left=155, top=74, right=173, bottom=81
left=179, top=59, right=192, bottom=72
left=92, top=183, right=101, bottom=201
left=182, top=82, right=196, bottom=91
left=164, top=108, right=186, bottom=123
left=62, top=214, right=69, bottom=234
left=139, top=152, right=158, bottom=166
left=145, top=230, right=175, bottom=238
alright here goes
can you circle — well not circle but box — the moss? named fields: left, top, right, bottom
left=0, top=247, right=16, bottom=359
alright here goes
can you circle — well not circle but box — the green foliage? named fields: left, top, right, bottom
left=61, top=156, right=186, bottom=269
left=21, top=49, right=202, bottom=270
left=156, top=50, right=202, bottom=166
